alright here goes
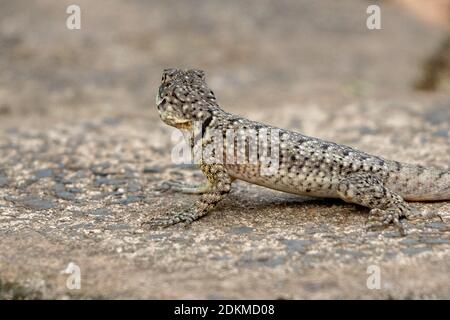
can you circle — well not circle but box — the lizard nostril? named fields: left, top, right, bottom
left=157, top=97, right=166, bottom=108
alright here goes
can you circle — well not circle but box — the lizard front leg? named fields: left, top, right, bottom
left=146, top=163, right=232, bottom=227
left=336, top=173, right=441, bottom=236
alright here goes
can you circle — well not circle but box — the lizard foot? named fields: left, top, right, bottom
left=366, top=207, right=444, bottom=236
left=155, top=180, right=211, bottom=194
left=142, top=211, right=197, bottom=229
left=403, top=209, right=444, bottom=223
left=366, top=208, right=407, bottom=236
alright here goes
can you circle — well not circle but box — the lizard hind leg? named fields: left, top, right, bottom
left=336, top=173, right=415, bottom=236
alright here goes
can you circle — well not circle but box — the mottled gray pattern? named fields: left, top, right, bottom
left=153, top=69, right=449, bottom=235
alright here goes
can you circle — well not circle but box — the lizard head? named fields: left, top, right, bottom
left=156, top=68, right=217, bottom=130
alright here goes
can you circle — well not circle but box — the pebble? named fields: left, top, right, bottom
left=21, top=197, right=55, bottom=210
left=35, top=169, right=53, bottom=178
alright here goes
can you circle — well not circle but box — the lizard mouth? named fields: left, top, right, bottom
left=156, top=92, right=192, bottom=129
left=159, top=111, right=192, bottom=129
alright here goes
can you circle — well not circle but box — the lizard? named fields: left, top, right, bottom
left=148, top=68, right=449, bottom=235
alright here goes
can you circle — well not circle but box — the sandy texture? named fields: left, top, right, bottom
left=0, top=0, right=449, bottom=299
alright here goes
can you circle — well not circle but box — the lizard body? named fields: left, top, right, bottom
left=150, top=68, right=449, bottom=235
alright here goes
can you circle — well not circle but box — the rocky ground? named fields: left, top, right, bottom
left=0, top=0, right=449, bottom=299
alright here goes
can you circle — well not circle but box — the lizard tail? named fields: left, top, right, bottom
left=386, top=161, right=450, bottom=201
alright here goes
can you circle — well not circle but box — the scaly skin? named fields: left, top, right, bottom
left=147, top=68, right=449, bottom=235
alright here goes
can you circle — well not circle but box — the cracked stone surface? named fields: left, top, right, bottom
left=0, top=0, right=449, bottom=299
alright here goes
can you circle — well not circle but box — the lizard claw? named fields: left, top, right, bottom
left=154, top=180, right=178, bottom=193
left=366, top=208, right=407, bottom=236
left=154, top=180, right=211, bottom=194
left=366, top=207, right=445, bottom=236
left=142, top=211, right=197, bottom=229
left=405, top=209, right=444, bottom=223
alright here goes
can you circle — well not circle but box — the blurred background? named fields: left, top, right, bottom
left=0, top=0, right=448, bottom=125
